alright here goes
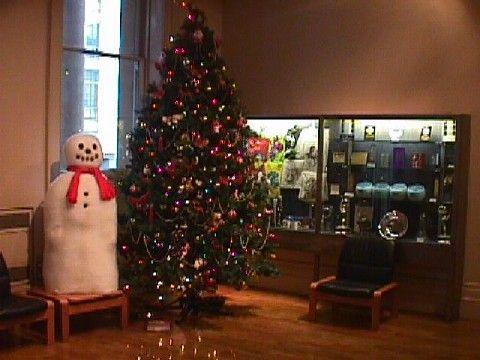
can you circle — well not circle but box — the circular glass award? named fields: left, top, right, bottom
left=378, top=210, right=408, bottom=240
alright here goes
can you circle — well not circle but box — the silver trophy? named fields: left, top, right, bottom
left=438, top=205, right=451, bottom=240
left=336, top=196, right=351, bottom=232
left=320, top=204, right=333, bottom=233
left=378, top=210, right=408, bottom=240
left=416, top=211, right=428, bottom=242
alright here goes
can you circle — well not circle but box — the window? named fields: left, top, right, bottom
left=83, top=69, right=99, bottom=132
left=85, top=23, right=99, bottom=48
left=62, top=0, right=145, bottom=169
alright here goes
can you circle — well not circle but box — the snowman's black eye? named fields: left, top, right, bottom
left=78, top=143, right=84, bottom=150
left=92, top=144, right=97, bottom=150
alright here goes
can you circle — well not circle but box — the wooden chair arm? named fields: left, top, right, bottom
left=310, top=276, right=336, bottom=290
left=374, top=282, right=399, bottom=296
left=14, top=293, right=55, bottom=309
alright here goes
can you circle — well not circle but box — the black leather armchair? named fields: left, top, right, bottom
left=309, top=236, right=398, bottom=330
left=0, top=253, right=54, bottom=344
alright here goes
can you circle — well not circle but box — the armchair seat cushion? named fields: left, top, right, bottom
left=318, top=279, right=383, bottom=298
left=0, top=295, right=47, bottom=320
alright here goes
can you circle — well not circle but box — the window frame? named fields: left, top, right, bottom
left=60, top=0, right=147, bottom=170
left=47, top=0, right=166, bottom=183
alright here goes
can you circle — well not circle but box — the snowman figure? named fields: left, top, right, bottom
left=43, top=133, right=118, bottom=293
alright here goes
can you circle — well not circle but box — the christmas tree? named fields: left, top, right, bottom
left=120, top=2, right=277, bottom=317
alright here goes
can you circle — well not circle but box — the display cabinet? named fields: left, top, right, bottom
left=247, top=115, right=470, bottom=320
left=321, top=117, right=457, bottom=242
left=248, top=118, right=320, bottom=232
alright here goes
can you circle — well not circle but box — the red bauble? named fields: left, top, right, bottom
left=205, top=278, right=216, bottom=288
left=219, top=176, right=229, bottom=187
left=268, top=233, right=279, bottom=242
left=193, top=29, right=204, bottom=43
left=158, top=137, right=165, bottom=151
left=153, top=89, right=165, bottom=99
left=237, top=117, right=247, bottom=128
left=165, top=162, right=177, bottom=176
left=233, top=174, right=244, bottom=186
left=174, top=47, right=187, bottom=55
left=215, top=35, right=222, bottom=49
left=227, top=209, right=238, bottom=220
left=212, top=121, right=221, bottom=133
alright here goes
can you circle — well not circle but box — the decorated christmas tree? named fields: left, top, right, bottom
left=120, top=2, right=277, bottom=317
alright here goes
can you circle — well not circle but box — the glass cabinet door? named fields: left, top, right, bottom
left=247, top=118, right=320, bottom=232
left=320, top=118, right=456, bottom=243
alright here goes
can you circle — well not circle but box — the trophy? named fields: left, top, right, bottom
left=273, top=198, right=279, bottom=227
left=336, top=196, right=351, bottom=233
left=438, top=205, right=451, bottom=240
left=320, top=204, right=333, bottom=233
left=354, top=201, right=373, bottom=233
left=416, top=211, right=428, bottom=243
left=378, top=210, right=408, bottom=240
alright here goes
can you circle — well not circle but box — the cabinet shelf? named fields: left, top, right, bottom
left=349, top=140, right=443, bottom=145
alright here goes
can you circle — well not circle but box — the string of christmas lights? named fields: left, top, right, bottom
left=119, top=1, right=278, bottom=318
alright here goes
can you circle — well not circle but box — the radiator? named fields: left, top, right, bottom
left=0, top=207, right=34, bottom=290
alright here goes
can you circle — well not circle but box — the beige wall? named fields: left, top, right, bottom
left=0, top=0, right=51, bottom=208
left=2, top=0, right=479, bottom=317
left=222, top=0, right=480, bottom=318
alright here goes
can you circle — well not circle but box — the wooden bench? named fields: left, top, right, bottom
left=0, top=294, right=55, bottom=345
left=28, top=289, right=128, bottom=341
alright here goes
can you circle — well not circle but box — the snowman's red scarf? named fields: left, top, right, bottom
left=66, top=166, right=116, bottom=204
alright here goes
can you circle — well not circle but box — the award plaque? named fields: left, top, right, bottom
left=354, top=202, right=373, bottom=233
left=364, top=125, right=375, bottom=141
left=333, top=152, right=346, bottom=164
left=420, top=126, right=432, bottom=142
left=443, top=120, right=456, bottom=142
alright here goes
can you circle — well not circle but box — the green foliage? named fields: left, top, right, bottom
left=118, top=4, right=278, bottom=313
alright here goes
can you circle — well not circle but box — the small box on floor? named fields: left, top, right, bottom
left=145, top=319, right=173, bottom=332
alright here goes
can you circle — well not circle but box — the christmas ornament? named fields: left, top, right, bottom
left=120, top=4, right=277, bottom=319
left=227, top=209, right=238, bottom=220
left=193, top=29, right=204, bottom=43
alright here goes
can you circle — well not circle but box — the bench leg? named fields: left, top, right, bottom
left=120, top=295, right=129, bottom=329
left=309, top=290, right=318, bottom=321
left=331, top=303, right=338, bottom=316
left=59, top=300, right=70, bottom=341
left=391, top=292, right=399, bottom=318
left=45, top=301, right=55, bottom=345
left=371, top=294, right=381, bottom=331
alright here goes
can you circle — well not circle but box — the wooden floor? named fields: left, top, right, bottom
left=1, top=286, right=480, bottom=359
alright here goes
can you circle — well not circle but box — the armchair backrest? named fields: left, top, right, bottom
left=0, top=252, right=12, bottom=308
left=337, top=235, right=395, bottom=285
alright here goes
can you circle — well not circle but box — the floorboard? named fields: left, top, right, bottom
left=1, top=286, right=479, bottom=359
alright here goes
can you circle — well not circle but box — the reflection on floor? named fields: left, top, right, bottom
left=1, top=286, right=479, bottom=359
